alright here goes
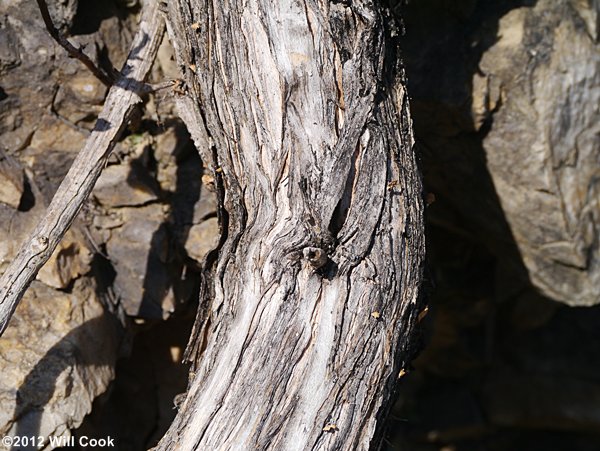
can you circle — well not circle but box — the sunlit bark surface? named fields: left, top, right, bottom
left=158, top=1, right=425, bottom=449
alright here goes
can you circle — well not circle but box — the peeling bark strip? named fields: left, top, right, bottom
left=159, top=1, right=425, bottom=450
left=0, top=3, right=165, bottom=336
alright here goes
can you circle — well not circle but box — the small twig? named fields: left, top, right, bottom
left=0, top=1, right=165, bottom=336
left=146, top=79, right=182, bottom=93
left=35, top=0, right=116, bottom=87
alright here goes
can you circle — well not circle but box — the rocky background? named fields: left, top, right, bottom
left=0, top=0, right=217, bottom=448
left=385, top=1, right=600, bottom=450
left=0, top=0, right=599, bottom=450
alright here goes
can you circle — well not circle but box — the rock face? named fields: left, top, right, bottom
left=0, top=280, right=118, bottom=448
left=0, top=0, right=127, bottom=445
left=479, top=0, right=600, bottom=306
left=405, top=0, right=600, bottom=306
left=0, top=150, right=24, bottom=209
left=386, top=1, right=600, bottom=450
left=0, top=0, right=218, bottom=448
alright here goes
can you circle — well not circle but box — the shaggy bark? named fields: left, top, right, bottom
left=157, top=1, right=425, bottom=450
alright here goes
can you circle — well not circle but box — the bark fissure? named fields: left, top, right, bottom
left=158, top=0, right=424, bottom=449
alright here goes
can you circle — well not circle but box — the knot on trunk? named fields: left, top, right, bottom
left=303, top=246, right=328, bottom=269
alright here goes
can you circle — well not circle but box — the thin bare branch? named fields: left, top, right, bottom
left=35, top=0, right=117, bottom=86
left=0, top=1, right=165, bottom=336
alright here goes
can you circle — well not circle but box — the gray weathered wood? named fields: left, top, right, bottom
left=0, top=2, right=165, bottom=336
left=157, top=1, right=425, bottom=449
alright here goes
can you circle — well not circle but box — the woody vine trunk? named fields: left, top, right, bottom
left=158, top=0, right=425, bottom=449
